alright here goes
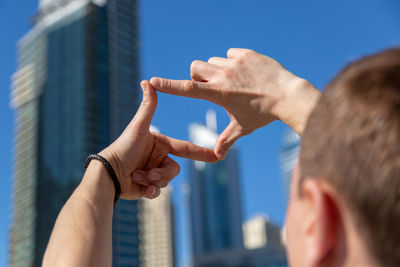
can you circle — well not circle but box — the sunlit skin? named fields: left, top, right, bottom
left=42, top=48, right=379, bottom=267
left=43, top=81, right=217, bottom=266
left=285, top=164, right=379, bottom=267
left=100, top=81, right=217, bottom=200
left=150, top=48, right=319, bottom=160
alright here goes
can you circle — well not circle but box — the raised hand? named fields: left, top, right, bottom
left=100, top=81, right=217, bottom=200
left=150, top=48, right=320, bottom=160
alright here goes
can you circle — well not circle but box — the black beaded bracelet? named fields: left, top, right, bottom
left=84, top=154, right=121, bottom=206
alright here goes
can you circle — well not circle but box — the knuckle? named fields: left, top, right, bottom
left=222, top=137, right=232, bottom=147
left=139, top=101, right=152, bottom=112
left=242, top=48, right=255, bottom=56
left=141, top=96, right=150, bottom=106
left=236, top=49, right=254, bottom=63
left=161, top=78, right=170, bottom=89
left=181, top=141, right=191, bottom=156
left=227, top=47, right=236, bottom=55
left=190, top=60, right=201, bottom=72
left=235, top=57, right=245, bottom=65
left=231, top=122, right=246, bottom=136
left=183, top=80, right=195, bottom=92
left=237, top=126, right=247, bottom=136
left=208, top=57, right=217, bottom=63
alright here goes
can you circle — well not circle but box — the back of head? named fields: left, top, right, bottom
left=299, top=48, right=400, bottom=266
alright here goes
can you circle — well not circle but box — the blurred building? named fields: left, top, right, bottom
left=242, top=214, right=281, bottom=250
left=138, top=127, right=175, bottom=267
left=186, top=111, right=288, bottom=267
left=188, top=110, right=244, bottom=266
left=10, top=0, right=141, bottom=266
left=192, top=246, right=287, bottom=267
left=138, top=184, right=175, bottom=266
left=279, top=130, right=300, bottom=208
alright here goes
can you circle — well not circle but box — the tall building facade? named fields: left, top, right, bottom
left=188, top=111, right=244, bottom=267
left=186, top=112, right=287, bottom=267
left=242, top=214, right=281, bottom=250
left=279, top=130, right=300, bottom=208
left=10, top=0, right=141, bottom=266
left=138, top=186, right=175, bottom=267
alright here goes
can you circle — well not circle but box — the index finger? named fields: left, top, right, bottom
left=159, top=134, right=218, bottom=163
left=150, top=77, right=218, bottom=103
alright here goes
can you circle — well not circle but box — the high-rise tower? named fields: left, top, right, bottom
left=10, top=1, right=140, bottom=266
left=279, top=130, right=300, bottom=208
left=242, top=214, right=282, bottom=250
left=138, top=186, right=175, bottom=267
left=188, top=111, right=243, bottom=266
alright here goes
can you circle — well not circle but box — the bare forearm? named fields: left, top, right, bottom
left=42, top=80, right=211, bottom=266
left=43, top=161, right=114, bottom=267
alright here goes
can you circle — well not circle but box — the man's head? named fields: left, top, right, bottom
left=286, top=49, right=400, bottom=267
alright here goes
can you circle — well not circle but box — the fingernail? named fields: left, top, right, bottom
left=150, top=187, right=160, bottom=197
left=150, top=77, right=161, bottom=88
left=149, top=171, right=161, bottom=181
left=132, top=173, right=144, bottom=182
left=152, top=188, right=157, bottom=195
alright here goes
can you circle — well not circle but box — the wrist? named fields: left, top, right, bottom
left=78, top=160, right=115, bottom=208
left=98, top=148, right=121, bottom=180
left=276, top=77, right=321, bottom=135
left=98, top=147, right=132, bottom=199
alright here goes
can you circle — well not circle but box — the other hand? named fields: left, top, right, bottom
left=150, top=48, right=319, bottom=160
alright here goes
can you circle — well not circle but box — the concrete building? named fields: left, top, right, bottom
left=243, top=214, right=281, bottom=250
left=138, top=186, right=175, bottom=267
left=10, top=0, right=141, bottom=266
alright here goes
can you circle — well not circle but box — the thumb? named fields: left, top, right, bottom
left=131, top=80, right=158, bottom=132
left=215, top=120, right=243, bottom=160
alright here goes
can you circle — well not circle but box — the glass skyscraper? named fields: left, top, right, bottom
left=187, top=111, right=287, bottom=267
left=279, top=130, right=300, bottom=209
left=188, top=111, right=244, bottom=266
left=10, top=0, right=140, bottom=266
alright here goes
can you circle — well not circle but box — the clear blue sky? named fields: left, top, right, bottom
left=0, top=0, right=399, bottom=266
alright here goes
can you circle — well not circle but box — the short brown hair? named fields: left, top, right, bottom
left=299, top=48, right=400, bottom=267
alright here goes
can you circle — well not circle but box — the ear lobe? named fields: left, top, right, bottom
left=301, top=179, right=340, bottom=267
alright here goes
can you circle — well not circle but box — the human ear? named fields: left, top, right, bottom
left=301, top=179, right=340, bottom=267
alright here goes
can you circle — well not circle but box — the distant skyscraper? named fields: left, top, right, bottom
left=242, top=214, right=281, bottom=250
left=188, top=110, right=244, bottom=267
left=279, top=130, right=300, bottom=208
left=138, top=186, right=175, bottom=267
left=10, top=0, right=140, bottom=266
